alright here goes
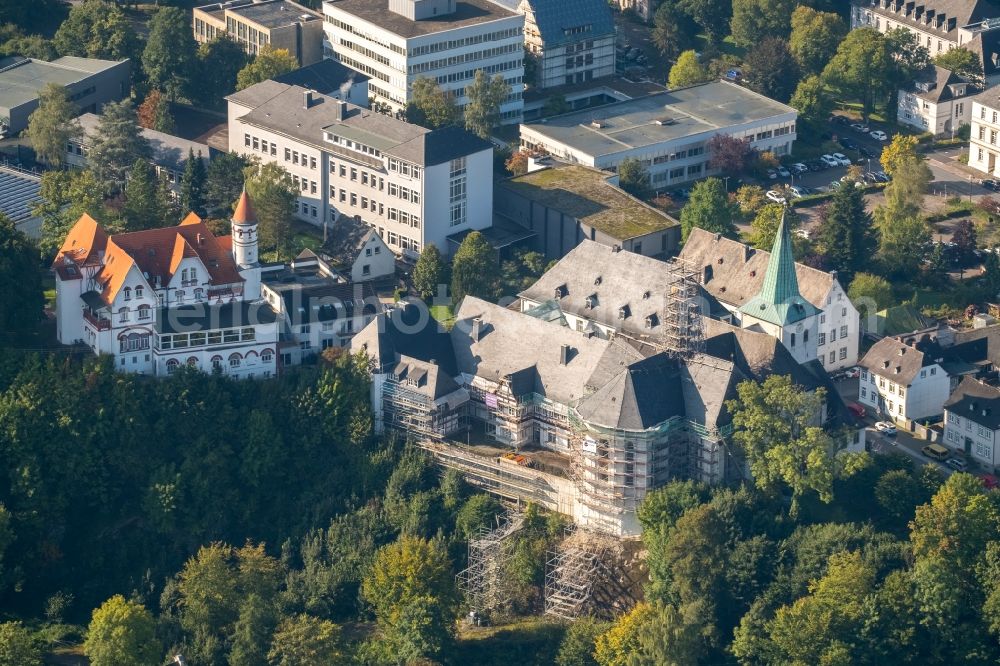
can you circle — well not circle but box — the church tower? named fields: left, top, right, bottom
left=232, top=190, right=261, bottom=300
left=738, top=212, right=820, bottom=364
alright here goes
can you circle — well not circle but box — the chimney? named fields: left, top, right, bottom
left=560, top=343, right=570, bottom=365
left=196, top=233, right=204, bottom=246
left=303, top=89, right=313, bottom=109
left=471, top=316, right=483, bottom=341
left=333, top=100, right=348, bottom=121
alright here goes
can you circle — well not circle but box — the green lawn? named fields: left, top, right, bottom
left=430, top=304, right=456, bottom=328
left=694, top=34, right=746, bottom=60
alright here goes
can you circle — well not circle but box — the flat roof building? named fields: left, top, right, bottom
left=193, top=0, right=324, bottom=65
left=520, top=81, right=798, bottom=188
left=0, top=55, right=130, bottom=136
left=322, top=0, right=525, bottom=122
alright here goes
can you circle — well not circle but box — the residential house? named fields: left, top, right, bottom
left=858, top=334, right=951, bottom=422
left=322, top=0, right=525, bottom=122
left=898, top=65, right=975, bottom=135
left=518, top=0, right=616, bottom=90
left=943, top=376, right=1000, bottom=470
left=193, top=0, right=324, bottom=65
left=323, top=216, right=396, bottom=282
left=227, top=80, right=494, bottom=258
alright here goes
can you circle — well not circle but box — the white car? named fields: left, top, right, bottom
left=790, top=163, right=808, bottom=174
left=765, top=190, right=787, bottom=204
left=831, top=152, right=852, bottom=166
left=788, top=185, right=806, bottom=198
left=820, top=154, right=840, bottom=168
left=875, top=421, right=897, bottom=436
left=870, top=129, right=888, bottom=141
left=777, top=166, right=791, bottom=178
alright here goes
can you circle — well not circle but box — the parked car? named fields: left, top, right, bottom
left=870, top=129, right=888, bottom=141
left=922, top=443, right=950, bottom=460
left=777, top=166, right=791, bottom=178
left=829, top=180, right=842, bottom=190
left=875, top=421, right=897, bottom=436
left=831, top=115, right=850, bottom=125
left=851, top=122, right=871, bottom=133
left=981, top=473, right=999, bottom=489
left=820, top=154, right=840, bottom=168
left=872, top=171, right=890, bottom=182
left=847, top=402, right=866, bottom=418
left=766, top=190, right=787, bottom=204
left=790, top=162, right=808, bottom=174
left=788, top=185, right=806, bottom=198
left=725, top=68, right=742, bottom=81
left=946, top=457, right=969, bottom=472
left=807, top=160, right=827, bottom=172
left=840, top=137, right=858, bottom=150
left=844, top=367, right=860, bottom=379
left=982, top=178, right=1000, bottom=191
left=766, top=168, right=778, bottom=180
left=831, top=152, right=852, bottom=166
left=863, top=172, right=880, bottom=183
left=859, top=146, right=876, bottom=159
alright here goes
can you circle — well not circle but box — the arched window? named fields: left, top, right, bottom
left=229, top=353, right=242, bottom=368
left=135, top=285, right=143, bottom=299
left=118, top=307, right=128, bottom=323
left=166, top=359, right=180, bottom=374
left=187, top=356, right=198, bottom=367
left=138, top=305, right=150, bottom=320
left=211, top=355, right=223, bottom=371
left=261, top=348, right=274, bottom=363
left=123, top=287, right=131, bottom=301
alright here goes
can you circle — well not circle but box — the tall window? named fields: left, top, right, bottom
left=123, top=287, right=131, bottom=301
left=118, top=307, right=128, bottom=323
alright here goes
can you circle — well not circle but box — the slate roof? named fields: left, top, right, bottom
left=228, top=83, right=491, bottom=166
left=853, top=0, right=1000, bottom=38
left=273, top=58, right=370, bottom=94
left=859, top=335, right=942, bottom=385
left=575, top=353, right=683, bottom=430
left=739, top=213, right=820, bottom=326
left=519, top=0, right=615, bottom=49
left=944, top=376, right=1000, bottom=429
left=392, top=356, right=463, bottom=401
left=351, top=304, right=459, bottom=377
left=678, top=227, right=839, bottom=311
left=702, top=318, right=826, bottom=392
left=154, top=300, right=277, bottom=334
left=909, top=65, right=974, bottom=102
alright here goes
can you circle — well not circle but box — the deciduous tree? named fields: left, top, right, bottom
left=668, top=50, right=710, bottom=88
left=206, top=151, right=249, bottom=215
left=268, top=614, right=348, bottom=666
left=413, top=243, right=446, bottom=299
left=407, top=76, right=459, bottom=129
left=680, top=177, right=737, bottom=240
left=84, top=595, right=161, bottom=666
left=730, top=0, right=797, bottom=49
left=789, top=6, right=847, bottom=75
left=556, top=616, right=607, bottom=666
left=848, top=272, right=893, bottom=323
left=822, top=27, right=891, bottom=120
left=789, top=75, right=832, bottom=134
left=708, top=134, right=754, bottom=176
left=236, top=46, right=298, bottom=91
left=34, top=169, right=108, bottom=255
left=450, top=230, right=496, bottom=302
left=244, top=160, right=296, bottom=257
left=652, top=2, right=697, bottom=62
left=142, top=7, right=197, bottom=100
left=0, top=621, right=41, bottom=666
left=743, top=37, right=799, bottom=102
left=54, top=0, right=139, bottom=62
left=677, top=0, right=731, bottom=46
left=617, top=157, right=650, bottom=198
left=25, top=83, right=80, bottom=167
left=748, top=204, right=797, bottom=251
left=136, top=89, right=174, bottom=133
left=934, top=47, right=983, bottom=84
left=464, top=70, right=509, bottom=139
left=196, top=37, right=247, bottom=108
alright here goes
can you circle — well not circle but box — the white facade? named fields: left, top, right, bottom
left=898, top=79, right=973, bottom=136
left=228, top=84, right=494, bottom=258
left=322, top=0, right=525, bottom=123
left=519, top=0, right=616, bottom=90
left=858, top=362, right=950, bottom=422
left=816, top=281, right=861, bottom=372
left=944, top=406, right=1000, bottom=469
left=968, top=91, right=1000, bottom=176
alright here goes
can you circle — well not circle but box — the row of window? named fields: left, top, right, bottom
left=388, top=182, right=420, bottom=204
left=326, top=133, right=382, bottom=159
left=160, top=327, right=256, bottom=350
left=414, top=42, right=522, bottom=75
left=325, top=16, right=407, bottom=56
left=818, top=325, right=850, bottom=347
left=406, top=26, right=523, bottom=57
left=292, top=174, right=318, bottom=195
left=332, top=162, right=386, bottom=191
left=387, top=208, right=421, bottom=228
left=387, top=158, right=422, bottom=179
left=165, top=349, right=273, bottom=373
left=433, top=58, right=523, bottom=86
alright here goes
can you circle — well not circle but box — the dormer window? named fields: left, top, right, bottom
left=618, top=305, right=630, bottom=320
left=645, top=313, right=658, bottom=328
left=135, top=286, right=143, bottom=298
left=594, top=276, right=602, bottom=286
left=585, top=294, right=598, bottom=309
left=555, top=285, right=567, bottom=299
left=123, top=287, right=132, bottom=301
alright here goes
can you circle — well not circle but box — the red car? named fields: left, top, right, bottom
left=847, top=402, right=866, bottom=418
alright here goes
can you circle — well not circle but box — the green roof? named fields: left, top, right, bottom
left=739, top=212, right=820, bottom=326
left=500, top=165, right=678, bottom=240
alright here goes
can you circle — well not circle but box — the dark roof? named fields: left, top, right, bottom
left=219, top=0, right=321, bottom=27
left=522, top=0, right=615, bottom=48
left=273, top=59, right=370, bottom=94
left=154, top=301, right=277, bottom=334
left=351, top=304, right=459, bottom=377
left=853, top=0, right=1000, bottom=38
left=575, top=354, right=683, bottom=430
left=859, top=335, right=942, bottom=385
left=325, top=216, right=379, bottom=267
left=909, top=65, right=974, bottom=103
left=702, top=318, right=826, bottom=392
left=270, top=280, right=382, bottom=325
left=391, top=125, right=493, bottom=167
left=944, top=376, right=1000, bottom=428
left=325, top=0, right=518, bottom=39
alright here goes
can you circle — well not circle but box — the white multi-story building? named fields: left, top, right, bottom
left=52, top=193, right=281, bottom=379
left=943, top=376, right=1000, bottom=470
left=227, top=80, right=494, bottom=258
left=852, top=0, right=1000, bottom=84
left=678, top=228, right=860, bottom=372
left=967, top=85, right=1000, bottom=175
left=858, top=335, right=952, bottom=422
left=898, top=66, right=975, bottom=135
left=519, top=0, right=616, bottom=90
left=520, top=81, right=797, bottom=188
left=321, top=0, right=525, bottom=122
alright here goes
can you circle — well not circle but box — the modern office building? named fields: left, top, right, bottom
left=321, top=0, right=525, bottom=122
left=520, top=81, right=797, bottom=188
left=228, top=79, right=494, bottom=258
left=519, top=0, right=616, bottom=90
left=0, top=55, right=130, bottom=136
left=193, top=0, right=324, bottom=65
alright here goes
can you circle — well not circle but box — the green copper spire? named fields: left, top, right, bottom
left=739, top=210, right=820, bottom=326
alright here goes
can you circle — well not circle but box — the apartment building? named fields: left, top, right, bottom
left=520, top=81, right=797, bottom=188
left=322, top=0, right=525, bottom=122
left=227, top=80, right=494, bottom=258
left=519, top=0, right=616, bottom=90
left=968, top=85, right=1000, bottom=175
left=193, top=0, right=324, bottom=65
left=898, top=66, right=975, bottom=135
left=943, top=377, right=1000, bottom=470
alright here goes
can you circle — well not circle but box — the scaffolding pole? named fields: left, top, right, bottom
left=544, top=529, right=611, bottom=621
left=456, top=512, right=524, bottom=616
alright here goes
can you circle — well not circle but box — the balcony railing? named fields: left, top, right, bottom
left=83, top=310, right=110, bottom=331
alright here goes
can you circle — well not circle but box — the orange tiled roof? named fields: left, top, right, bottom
left=54, top=213, right=108, bottom=268
left=232, top=190, right=257, bottom=224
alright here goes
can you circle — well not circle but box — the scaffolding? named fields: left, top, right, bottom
left=663, top=260, right=704, bottom=356
left=382, top=376, right=466, bottom=439
left=456, top=512, right=524, bottom=616
left=544, top=528, right=612, bottom=620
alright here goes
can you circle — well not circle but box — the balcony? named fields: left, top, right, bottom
left=83, top=310, right=110, bottom=331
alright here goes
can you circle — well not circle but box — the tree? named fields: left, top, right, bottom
left=54, top=0, right=139, bottom=62
left=206, top=152, right=249, bottom=215
left=268, top=614, right=347, bottom=666
left=880, top=134, right=921, bottom=177
left=35, top=169, right=108, bottom=256
left=730, top=0, right=797, bottom=49
left=680, top=177, right=737, bottom=241
left=25, top=83, right=80, bottom=167
left=361, top=536, right=459, bottom=664
left=180, top=149, right=208, bottom=216
left=952, top=219, right=978, bottom=265
left=84, top=595, right=161, bottom=666
left=407, top=76, right=459, bottom=129
left=816, top=182, right=875, bottom=283
left=789, top=75, right=832, bottom=134
left=236, top=46, right=299, bottom=91
left=594, top=603, right=656, bottom=666
left=504, top=150, right=530, bottom=176
left=734, top=184, right=767, bottom=216
left=874, top=468, right=932, bottom=530
left=935, top=47, right=983, bottom=84
left=748, top=204, right=797, bottom=251
left=228, top=593, right=276, bottom=666
left=617, top=157, right=650, bottom=198
left=668, top=50, right=710, bottom=89
left=678, top=0, right=731, bottom=46
left=822, top=27, right=891, bottom=120
left=450, top=230, right=496, bottom=302
left=0, top=622, right=41, bottom=666
left=413, top=243, right=446, bottom=300
left=876, top=212, right=932, bottom=278
left=556, top=616, right=607, bottom=666
left=142, top=7, right=197, bottom=100
left=0, top=32, right=58, bottom=61
left=542, top=95, right=570, bottom=116
left=196, top=37, right=247, bottom=108
left=848, top=272, right=893, bottom=324
left=743, top=37, right=799, bottom=102
left=708, top=134, right=754, bottom=176
left=652, top=2, right=697, bottom=62
left=244, top=161, right=296, bottom=258
left=136, top=89, right=174, bottom=133
left=88, top=100, right=152, bottom=189
left=789, top=6, right=847, bottom=75
left=464, top=70, right=509, bottom=139
left=123, top=159, right=168, bottom=231
left=727, top=374, right=867, bottom=516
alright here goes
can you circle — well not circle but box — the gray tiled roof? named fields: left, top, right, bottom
left=78, top=113, right=211, bottom=171
left=575, top=353, right=683, bottom=430
left=853, top=0, right=1000, bottom=37
left=273, top=58, right=370, bottom=93
left=944, top=376, right=1000, bottom=429
left=859, top=335, right=940, bottom=384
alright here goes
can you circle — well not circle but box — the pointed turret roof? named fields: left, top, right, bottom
left=738, top=212, right=820, bottom=327
left=232, top=190, right=257, bottom=224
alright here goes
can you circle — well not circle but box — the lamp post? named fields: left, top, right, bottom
left=723, top=176, right=730, bottom=192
